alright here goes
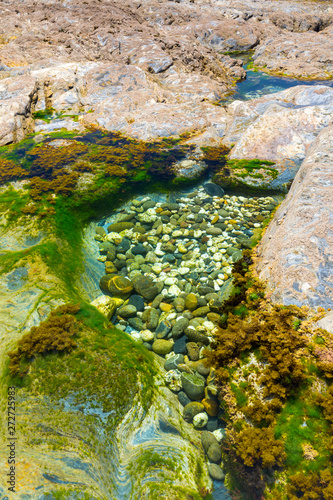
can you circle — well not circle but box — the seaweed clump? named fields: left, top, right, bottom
left=0, top=158, right=29, bottom=183
left=8, top=303, right=81, bottom=377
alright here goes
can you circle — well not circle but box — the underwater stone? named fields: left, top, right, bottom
left=203, top=182, right=225, bottom=197
left=208, top=464, right=225, bottom=481
left=107, top=222, right=134, bottom=233
left=178, top=391, right=191, bottom=407
left=185, top=293, right=199, bottom=311
left=171, top=317, right=189, bottom=339
left=156, top=319, right=172, bottom=339
left=181, top=373, right=205, bottom=401
left=91, top=295, right=118, bottom=319
left=128, top=294, right=145, bottom=311
left=201, top=431, right=219, bottom=453
left=164, top=354, right=184, bottom=371
left=152, top=339, right=173, bottom=355
left=207, top=443, right=222, bottom=463
left=193, top=412, right=208, bottom=429
left=132, top=275, right=159, bottom=301
left=183, top=402, right=205, bottom=422
left=117, top=304, right=137, bottom=318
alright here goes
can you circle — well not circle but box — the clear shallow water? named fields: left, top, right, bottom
left=221, top=54, right=333, bottom=104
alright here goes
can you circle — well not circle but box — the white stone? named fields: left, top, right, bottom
left=145, top=251, right=158, bottom=264
left=172, top=230, right=183, bottom=238
left=168, top=284, right=181, bottom=297
left=179, top=267, right=190, bottom=275
left=213, top=252, right=222, bottom=262
left=214, top=283, right=220, bottom=291
left=213, top=428, right=226, bottom=443
left=140, top=329, right=154, bottom=342
left=151, top=264, right=162, bottom=274
left=161, top=234, right=170, bottom=242
left=164, top=370, right=182, bottom=392
left=165, top=277, right=178, bottom=286
left=167, top=312, right=177, bottom=320
left=193, top=412, right=209, bottom=429
left=131, top=332, right=143, bottom=342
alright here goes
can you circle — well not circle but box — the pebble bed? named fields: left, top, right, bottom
left=92, top=182, right=280, bottom=483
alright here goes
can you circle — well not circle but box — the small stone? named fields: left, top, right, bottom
left=171, top=317, right=189, bottom=339
left=185, top=329, right=210, bottom=345
left=193, top=412, right=208, bottom=429
left=183, top=402, right=205, bottom=422
left=201, top=431, right=219, bottom=453
left=195, top=360, right=210, bottom=377
left=117, top=304, right=137, bottom=318
left=152, top=339, right=173, bottom=355
left=128, top=317, right=145, bottom=331
left=159, top=302, right=173, bottom=312
left=207, top=443, right=222, bottom=463
left=132, top=275, right=159, bottom=301
left=128, top=294, right=145, bottom=311
left=105, top=261, right=118, bottom=274
left=207, top=464, right=224, bottom=481
left=185, top=293, right=198, bottom=311
left=174, top=297, right=186, bottom=312
left=207, top=418, right=219, bottom=432
left=202, top=398, right=219, bottom=417
left=164, top=370, right=182, bottom=391
left=178, top=244, right=187, bottom=254
left=156, top=320, right=172, bottom=339
left=207, top=312, right=221, bottom=323
left=191, top=306, right=210, bottom=317
left=116, top=238, right=131, bottom=253
left=173, top=336, right=187, bottom=354
left=140, top=329, right=154, bottom=342
left=206, top=227, right=223, bottom=236
left=146, top=308, right=160, bottom=330
left=164, top=354, right=184, bottom=371
left=107, top=222, right=134, bottom=233
left=181, top=373, right=205, bottom=400
left=213, top=428, right=226, bottom=443
left=186, top=342, right=200, bottom=361
left=132, top=244, right=148, bottom=256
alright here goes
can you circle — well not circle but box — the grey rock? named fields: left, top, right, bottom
left=156, top=320, right=172, bottom=339
left=128, top=317, right=145, bottom=331
left=128, top=294, right=145, bottom=311
left=132, top=275, right=159, bottom=301
left=164, top=354, right=184, bottom=371
left=183, top=401, right=205, bottom=422
left=203, top=182, right=225, bottom=197
left=181, top=373, right=205, bottom=401
left=178, top=391, right=191, bottom=407
left=173, top=336, right=187, bottom=355
left=117, top=304, right=137, bottom=318
left=206, top=227, right=223, bottom=236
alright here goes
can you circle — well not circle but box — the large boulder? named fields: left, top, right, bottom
left=255, top=124, right=333, bottom=331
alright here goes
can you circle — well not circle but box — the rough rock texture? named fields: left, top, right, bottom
left=255, top=125, right=333, bottom=330
left=223, top=85, right=333, bottom=189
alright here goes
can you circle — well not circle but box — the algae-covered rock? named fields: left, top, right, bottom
left=183, top=402, right=205, bottom=422
left=181, top=373, right=205, bottom=400
left=99, top=274, right=133, bottom=298
left=107, top=221, right=134, bottom=233
left=152, top=339, right=173, bottom=355
left=132, top=274, right=159, bottom=302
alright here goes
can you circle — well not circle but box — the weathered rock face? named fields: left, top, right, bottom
left=253, top=29, right=333, bottom=80
left=223, top=85, right=333, bottom=190
left=255, top=125, right=333, bottom=330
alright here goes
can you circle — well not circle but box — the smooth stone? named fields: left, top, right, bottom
left=128, top=294, right=145, bottom=312
left=171, top=317, right=189, bottom=339
left=191, top=306, right=210, bottom=318
left=116, top=238, right=131, bottom=253
left=151, top=294, right=164, bottom=309
left=181, top=373, right=205, bottom=401
left=183, top=402, right=205, bottom=422
left=207, top=443, right=222, bottom=463
left=106, top=246, right=116, bottom=261
left=208, top=464, right=225, bottom=481
left=132, top=275, right=159, bottom=301
left=206, top=227, right=223, bottom=236
left=91, top=295, right=117, bottom=320
left=99, top=241, right=116, bottom=255
left=142, top=200, right=155, bottom=210
left=152, top=339, right=173, bottom=355
left=193, top=412, right=208, bottom=429
left=128, top=317, right=145, bottom=331
left=213, top=428, right=226, bottom=443
left=174, top=297, right=186, bottom=312
left=99, top=275, right=133, bottom=299
left=201, top=431, right=219, bottom=453
left=159, top=302, right=173, bottom=312
left=185, top=293, right=198, bottom=311
left=107, top=222, right=134, bottom=233
left=196, top=360, right=211, bottom=377
left=231, top=250, right=243, bottom=262
left=132, top=244, right=148, bottom=256
left=140, top=329, right=154, bottom=342
left=202, top=398, right=219, bottom=417
left=156, top=320, right=172, bottom=339
left=145, top=308, right=160, bottom=330
left=207, top=418, right=219, bottom=432
left=178, top=391, right=191, bottom=407
left=173, top=336, right=187, bottom=355
left=185, top=329, right=210, bottom=346
left=117, top=304, right=137, bottom=318
left=105, top=261, right=118, bottom=274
